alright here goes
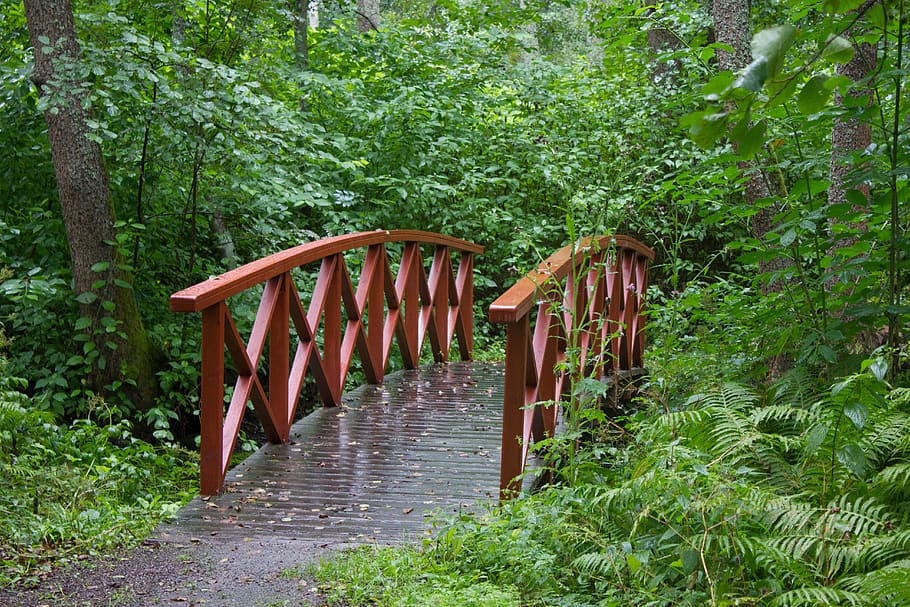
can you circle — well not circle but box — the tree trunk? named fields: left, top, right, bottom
left=713, top=0, right=784, bottom=282
left=357, top=0, right=379, bottom=32
left=647, top=26, right=682, bottom=85
left=828, top=19, right=876, bottom=236
left=293, top=0, right=309, bottom=70
left=23, top=0, right=158, bottom=409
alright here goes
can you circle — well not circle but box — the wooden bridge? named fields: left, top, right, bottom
left=167, top=230, right=653, bottom=543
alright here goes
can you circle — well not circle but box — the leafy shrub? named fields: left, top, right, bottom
left=0, top=355, right=197, bottom=587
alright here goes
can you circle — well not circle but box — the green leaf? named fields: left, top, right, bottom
left=780, top=228, right=797, bottom=247
left=822, top=35, right=855, bottom=64
left=734, top=57, right=769, bottom=92
left=869, top=359, right=888, bottom=382
left=806, top=424, right=828, bottom=455
left=751, top=25, right=796, bottom=80
left=76, top=291, right=99, bottom=304
left=843, top=401, right=868, bottom=430
left=845, top=189, right=869, bottom=207
left=681, top=549, right=700, bottom=574
left=702, top=72, right=735, bottom=100
left=683, top=111, right=729, bottom=148
left=836, top=443, right=867, bottom=477
left=735, top=120, right=766, bottom=159
left=74, top=317, right=92, bottom=331
left=765, top=75, right=799, bottom=108
left=91, top=261, right=111, bottom=273
left=626, top=554, right=642, bottom=573
left=797, top=75, right=832, bottom=113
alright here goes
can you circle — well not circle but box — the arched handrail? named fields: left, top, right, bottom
left=171, top=230, right=483, bottom=495
left=489, top=235, right=654, bottom=499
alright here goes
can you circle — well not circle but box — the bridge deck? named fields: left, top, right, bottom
left=160, top=362, right=504, bottom=546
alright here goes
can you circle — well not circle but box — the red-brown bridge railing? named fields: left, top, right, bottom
left=490, top=235, right=654, bottom=499
left=171, top=230, right=483, bottom=495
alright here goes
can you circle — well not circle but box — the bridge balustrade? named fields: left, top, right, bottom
left=170, top=230, right=483, bottom=495
left=490, top=235, right=654, bottom=498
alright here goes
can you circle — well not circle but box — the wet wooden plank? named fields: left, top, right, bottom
left=159, top=362, right=504, bottom=546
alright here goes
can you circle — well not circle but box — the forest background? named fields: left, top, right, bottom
left=1, top=0, right=909, bottom=605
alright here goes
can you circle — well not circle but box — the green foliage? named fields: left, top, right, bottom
left=0, top=338, right=197, bottom=587
left=406, top=361, right=910, bottom=607
left=313, top=545, right=519, bottom=607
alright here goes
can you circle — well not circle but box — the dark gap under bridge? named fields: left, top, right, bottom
left=165, top=230, right=653, bottom=544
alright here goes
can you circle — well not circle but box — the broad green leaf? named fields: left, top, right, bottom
left=822, top=35, right=855, bottom=64
left=765, top=75, right=799, bottom=108
left=681, top=549, right=700, bottom=574
left=824, top=0, right=866, bottom=15
left=843, top=401, right=868, bottom=430
left=797, top=75, right=832, bottom=113
left=702, top=72, right=735, bottom=99
left=780, top=228, right=797, bottom=246
left=836, top=443, right=867, bottom=477
left=806, top=423, right=828, bottom=455
left=734, top=57, right=769, bottom=92
left=90, top=261, right=111, bottom=272
left=869, top=358, right=888, bottom=382
left=626, top=554, right=642, bottom=573
left=683, top=111, right=729, bottom=148
left=74, top=317, right=92, bottom=331
left=76, top=291, right=98, bottom=304
left=845, top=189, right=869, bottom=207
left=735, top=120, right=766, bottom=159
left=751, top=25, right=796, bottom=80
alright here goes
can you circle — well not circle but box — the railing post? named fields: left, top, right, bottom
left=500, top=315, right=529, bottom=500
left=399, top=242, right=420, bottom=368
left=270, top=273, right=290, bottom=438
left=200, top=302, right=226, bottom=496
left=457, top=251, right=475, bottom=360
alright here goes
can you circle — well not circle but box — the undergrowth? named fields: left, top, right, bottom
left=0, top=339, right=198, bottom=587
left=315, top=357, right=910, bottom=606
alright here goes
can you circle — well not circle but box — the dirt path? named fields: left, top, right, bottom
left=1, top=534, right=337, bottom=607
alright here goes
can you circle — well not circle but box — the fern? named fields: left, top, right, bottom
left=839, top=559, right=910, bottom=605
left=770, top=585, right=866, bottom=607
left=874, top=462, right=910, bottom=501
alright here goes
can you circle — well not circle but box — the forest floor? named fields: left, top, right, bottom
left=0, top=534, right=334, bottom=607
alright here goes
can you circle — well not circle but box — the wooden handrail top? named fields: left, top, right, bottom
left=171, top=230, right=485, bottom=313
left=488, top=235, right=654, bottom=324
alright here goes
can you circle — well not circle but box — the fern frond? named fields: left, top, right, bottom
left=838, top=559, right=910, bottom=606
left=768, top=367, right=818, bottom=409
left=770, top=585, right=865, bottom=607
left=862, top=412, right=910, bottom=471
left=571, top=549, right=622, bottom=577
left=857, top=529, right=910, bottom=571
left=736, top=535, right=816, bottom=586
left=764, top=500, right=819, bottom=534
left=824, top=495, right=895, bottom=537
left=873, top=462, right=910, bottom=501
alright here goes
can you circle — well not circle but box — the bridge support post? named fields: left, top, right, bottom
left=500, top=316, right=529, bottom=500
left=200, top=303, right=226, bottom=496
